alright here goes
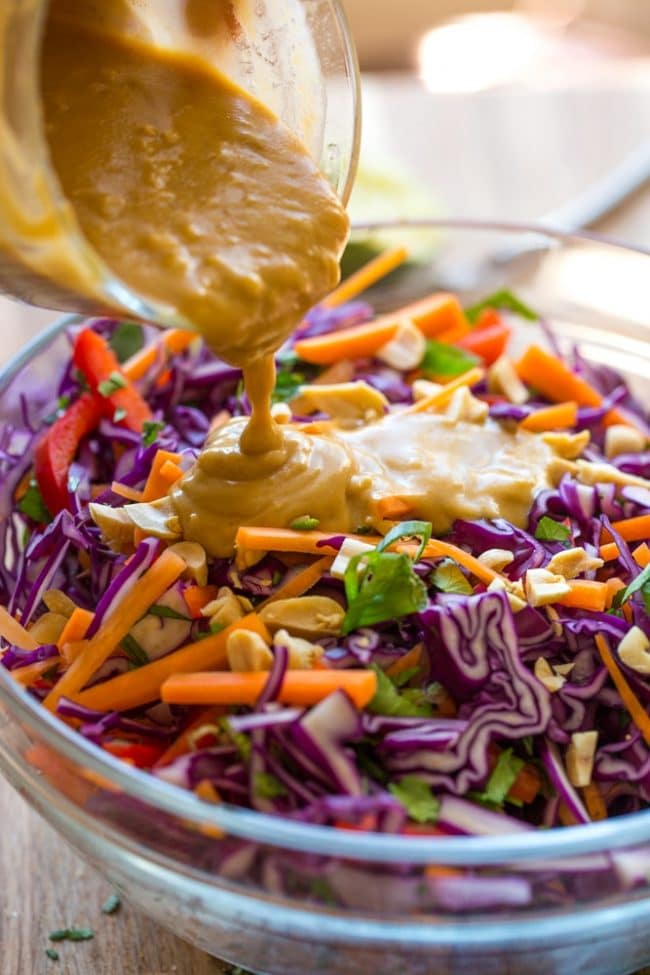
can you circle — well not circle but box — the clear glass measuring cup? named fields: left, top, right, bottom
left=0, top=0, right=360, bottom=326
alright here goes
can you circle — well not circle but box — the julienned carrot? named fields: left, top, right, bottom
left=235, top=526, right=381, bottom=556
left=376, top=496, right=414, bottom=521
left=155, top=705, right=225, bottom=767
left=599, top=542, right=619, bottom=562
left=595, top=633, right=650, bottom=747
left=142, top=449, right=183, bottom=502
left=509, top=763, right=543, bottom=805
left=11, top=655, right=63, bottom=686
left=556, top=580, right=608, bottom=613
left=122, top=329, right=197, bottom=383
left=405, top=367, right=484, bottom=415
left=259, top=556, right=333, bottom=609
left=294, top=317, right=400, bottom=366
left=161, top=668, right=378, bottom=709
left=57, top=607, right=94, bottom=664
left=43, top=549, right=186, bottom=713
left=321, top=246, right=409, bottom=309
left=182, top=585, right=220, bottom=619
left=401, top=293, right=469, bottom=338
left=458, top=320, right=511, bottom=366
left=73, top=614, right=269, bottom=713
left=520, top=401, right=578, bottom=433
left=385, top=643, right=424, bottom=681
left=111, top=481, right=144, bottom=503
left=407, top=538, right=498, bottom=586
left=600, top=541, right=650, bottom=568
left=0, top=606, right=38, bottom=651
left=581, top=781, right=608, bottom=821
left=516, top=345, right=633, bottom=429
left=603, top=514, right=650, bottom=545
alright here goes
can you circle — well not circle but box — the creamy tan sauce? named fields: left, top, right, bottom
left=42, top=9, right=562, bottom=553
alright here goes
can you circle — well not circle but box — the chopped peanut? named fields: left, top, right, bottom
left=534, top=656, right=566, bottom=693
left=412, top=378, right=443, bottom=401
left=260, top=595, right=345, bottom=638
left=273, top=628, right=324, bottom=669
left=525, top=568, right=571, bottom=607
left=478, top=548, right=515, bottom=572
left=542, top=430, right=590, bottom=460
left=566, top=731, right=598, bottom=788
left=547, top=547, right=604, bottom=580
left=376, top=318, right=426, bottom=371
left=488, top=355, right=528, bottom=405
left=290, top=381, right=388, bottom=423
left=167, top=542, right=208, bottom=586
left=617, top=626, right=650, bottom=676
left=227, top=629, right=273, bottom=672
left=574, top=459, right=650, bottom=490
left=444, top=387, right=489, bottom=424
left=487, top=576, right=527, bottom=613
left=202, top=587, right=246, bottom=629
left=270, top=402, right=292, bottom=424
left=604, top=424, right=647, bottom=459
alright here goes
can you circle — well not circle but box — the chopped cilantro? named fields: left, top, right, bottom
left=112, top=407, right=128, bottom=423
left=273, top=350, right=306, bottom=404
left=343, top=549, right=427, bottom=634
left=147, top=604, right=190, bottom=621
left=253, top=771, right=287, bottom=799
left=535, top=516, right=571, bottom=544
left=48, top=928, right=94, bottom=943
left=389, top=775, right=440, bottom=824
left=142, top=420, right=165, bottom=446
left=290, top=515, right=320, bottom=531
left=465, top=289, right=538, bottom=324
left=367, top=664, right=434, bottom=718
left=421, top=340, right=479, bottom=377
left=430, top=558, right=473, bottom=595
left=109, top=322, right=144, bottom=363
left=18, top=480, right=51, bottom=524
left=101, top=893, right=121, bottom=915
left=98, top=371, right=127, bottom=397
left=376, top=519, right=432, bottom=562
left=45, top=948, right=59, bottom=961
left=120, top=633, right=149, bottom=668
left=613, top=562, right=650, bottom=614
left=471, top=748, right=524, bottom=809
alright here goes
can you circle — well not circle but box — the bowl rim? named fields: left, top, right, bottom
left=1, top=218, right=649, bottom=867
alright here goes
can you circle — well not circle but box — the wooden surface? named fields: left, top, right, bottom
left=0, top=74, right=649, bottom=975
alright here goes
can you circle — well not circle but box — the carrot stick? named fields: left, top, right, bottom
left=161, top=668, right=378, bottom=709
left=57, top=607, right=94, bottom=664
left=401, top=293, right=469, bottom=338
left=142, top=449, right=183, bottom=502
left=122, top=329, right=196, bottom=383
left=235, top=526, right=381, bottom=556
left=633, top=543, right=650, bottom=568
left=581, top=781, right=608, bottom=822
left=385, top=642, right=424, bottom=681
left=294, top=317, right=400, bottom=366
left=405, top=367, right=485, bottom=415
left=182, top=585, right=220, bottom=619
left=605, top=577, right=626, bottom=610
left=155, top=705, right=225, bottom=767
left=321, top=246, right=409, bottom=309
left=259, top=556, right=333, bottom=609
left=111, top=481, right=144, bottom=503
left=556, top=580, right=608, bottom=613
left=520, top=401, right=578, bottom=433
left=595, top=633, right=650, bottom=747
left=43, top=549, right=186, bottom=713
left=376, top=496, right=414, bottom=521
left=11, top=655, right=63, bottom=686
left=599, top=542, right=619, bottom=562
left=602, top=514, right=650, bottom=545
left=0, top=606, right=38, bottom=651
left=516, top=345, right=634, bottom=428
left=73, top=614, right=269, bottom=713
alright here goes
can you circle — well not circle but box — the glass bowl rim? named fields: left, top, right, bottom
left=1, top=218, right=649, bottom=867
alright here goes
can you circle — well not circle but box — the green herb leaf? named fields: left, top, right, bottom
left=98, top=371, right=128, bottom=397
left=421, top=340, right=479, bottom=377
left=273, top=351, right=306, bottom=404
left=142, top=420, right=165, bottom=446
left=466, top=289, right=538, bottom=324
left=45, top=948, right=60, bottom=961
left=253, top=771, right=287, bottom=799
left=535, top=516, right=571, bottom=543
left=376, top=519, right=432, bottom=562
left=613, top=562, right=650, bottom=613
left=472, top=748, right=524, bottom=809
left=121, top=633, right=149, bottom=668
left=430, top=558, right=473, bottom=595
left=109, top=322, right=144, bottom=363
left=367, top=664, right=434, bottom=718
left=101, top=893, right=121, bottom=915
left=49, top=928, right=94, bottom=943
left=389, top=775, right=440, bottom=824
left=343, top=550, right=427, bottom=634
left=290, top=515, right=320, bottom=531
left=112, top=407, right=128, bottom=423
left=147, top=604, right=190, bottom=621
left=219, top=717, right=252, bottom=762
left=18, top=480, right=52, bottom=524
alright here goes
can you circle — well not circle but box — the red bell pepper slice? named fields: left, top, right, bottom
left=458, top=317, right=511, bottom=366
left=73, top=328, right=152, bottom=433
left=34, top=392, right=102, bottom=516
left=103, top=740, right=168, bottom=768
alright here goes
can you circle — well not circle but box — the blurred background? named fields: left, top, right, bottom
left=341, top=0, right=650, bottom=240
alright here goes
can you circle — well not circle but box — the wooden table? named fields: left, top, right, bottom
left=0, top=76, right=649, bottom=974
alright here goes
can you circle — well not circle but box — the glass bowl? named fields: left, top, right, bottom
left=0, top=221, right=649, bottom=975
